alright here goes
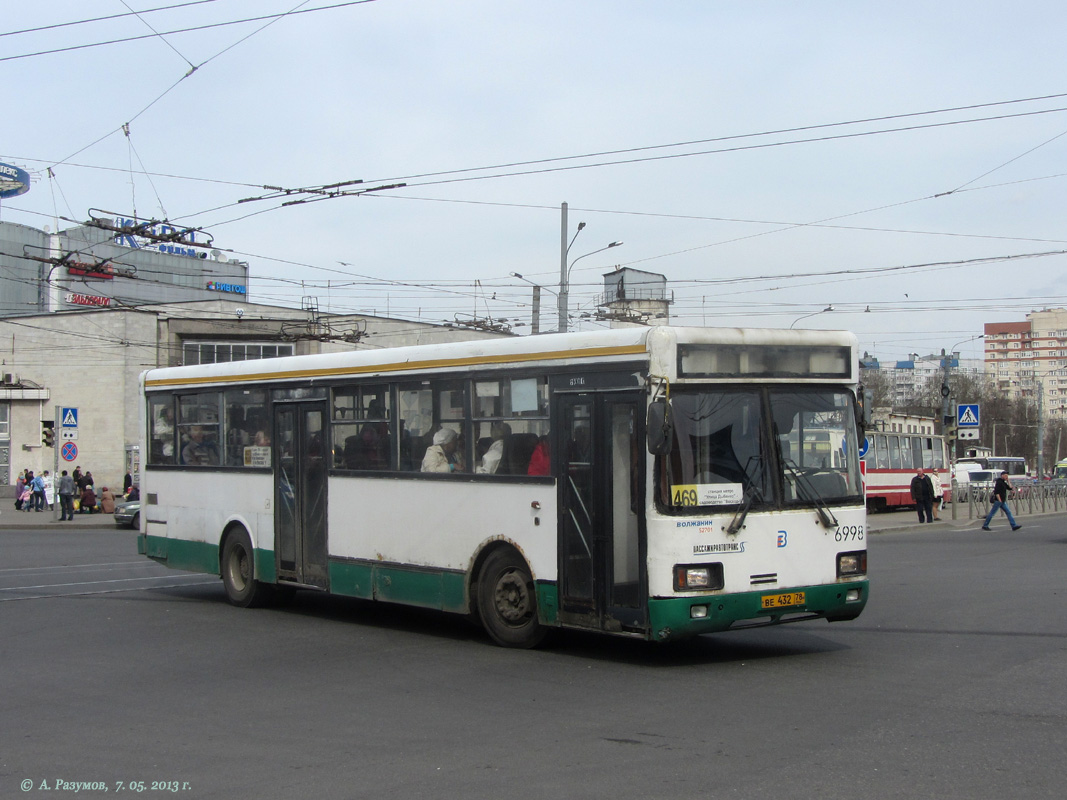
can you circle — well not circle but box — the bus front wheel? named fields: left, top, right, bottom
left=477, top=548, right=547, bottom=649
left=221, top=530, right=272, bottom=608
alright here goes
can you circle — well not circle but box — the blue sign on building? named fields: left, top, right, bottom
left=0, top=162, right=31, bottom=199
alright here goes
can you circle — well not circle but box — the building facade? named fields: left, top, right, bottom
left=985, top=308, right=1067, bottom=419
left=1, top=217, right=249, bottom=317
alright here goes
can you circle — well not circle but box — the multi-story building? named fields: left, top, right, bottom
left=1, top=217, right=249, bottom=317
left=868, top=353, right=981, bottom=408
left=985, top=308, right=1067, bottom=420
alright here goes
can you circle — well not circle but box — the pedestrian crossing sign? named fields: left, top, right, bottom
left=957, top=404, right=979, bottom=427
left=61, top=407, right=78, bottom=427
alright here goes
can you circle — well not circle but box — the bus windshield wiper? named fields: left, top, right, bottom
left=727, top=455, right=764, bottom=535
left=783, top=458, right=839, bottom=529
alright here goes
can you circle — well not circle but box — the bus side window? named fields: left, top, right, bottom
left=332, top=385, right=392, bottom=471
left=148, top=396, right=176, bottom=465
left=224, top=388, right=268, bottom=467
left=398, top=386, right=435, bottom=472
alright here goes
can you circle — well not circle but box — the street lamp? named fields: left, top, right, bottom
left=789, top=304, right=834, bottom=329
left=558, top=238, right=623, bottom=333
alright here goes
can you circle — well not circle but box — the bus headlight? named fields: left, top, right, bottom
left=674, top=563, right=724, bottom=591
left=837, top=550, right=867, bottom=577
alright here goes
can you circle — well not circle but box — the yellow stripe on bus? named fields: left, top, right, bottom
left=144, top=344, right=648, bottom=388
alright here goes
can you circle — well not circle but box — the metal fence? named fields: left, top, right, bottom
left=952, top=480, right=1067, bottom=519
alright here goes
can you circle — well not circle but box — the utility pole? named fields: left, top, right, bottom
left=941, top=349, right=958, bottom=520
left=530, top=286, right=541, bottom=335
left=558, top=202, right=569, bottom=333
left=1037, top=379, right=1045, bottom=477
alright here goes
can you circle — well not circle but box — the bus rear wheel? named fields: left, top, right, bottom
left=221, top=530, right=272, bottom=608
left=477, top=548, right=547, bottom=648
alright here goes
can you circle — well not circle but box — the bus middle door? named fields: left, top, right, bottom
left=557, top=392, right=646, bottom=633
left=274, top=402, right=329, bottom=590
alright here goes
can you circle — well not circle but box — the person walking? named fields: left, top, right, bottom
left=58, top=470, right=76, bottom=521
left=982, top=471, right=1022, bottom=531
left=910, top=468, right=935, bottom=523
left=929, top=469, right=943, bottom=520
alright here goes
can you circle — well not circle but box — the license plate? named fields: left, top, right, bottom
left=761, top=591, right=805, bottom=609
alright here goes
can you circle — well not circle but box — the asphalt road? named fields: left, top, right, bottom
left=2, top=520, right=1065, bottom=800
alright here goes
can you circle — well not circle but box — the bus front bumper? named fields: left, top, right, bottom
left=647, top=580, right=868, bottom=642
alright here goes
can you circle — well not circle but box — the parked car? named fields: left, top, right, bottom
left=113, top=500, right=141, bottom=529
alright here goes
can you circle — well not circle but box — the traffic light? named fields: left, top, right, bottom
left=41, top=420, right=55, bottom=447
left=944, top=422, right=958, bottom=444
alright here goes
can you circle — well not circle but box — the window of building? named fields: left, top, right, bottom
left=183, top=342, right=294, bottom=365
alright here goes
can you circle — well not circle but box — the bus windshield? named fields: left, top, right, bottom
left=660, top=387, right=862, bottom=511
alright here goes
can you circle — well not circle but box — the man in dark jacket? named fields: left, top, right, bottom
left=910, top=468, right=935, bottom=523
left=982, top=471, right=1022, bottom=531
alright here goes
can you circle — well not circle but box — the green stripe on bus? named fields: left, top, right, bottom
left=143, top=536, right=277, bottom=582
left=648, top=581, right=869, bottom=640
left=328, top=560, right=468, bottom=613
left=143, top=535, right=220, bottom=576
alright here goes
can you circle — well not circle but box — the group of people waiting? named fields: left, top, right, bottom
left=15, top=469, right=51, bottom=512
left=15, top=466, right=138, bottom=520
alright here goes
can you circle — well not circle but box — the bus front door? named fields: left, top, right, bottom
left=274, top=403, right=329, bottom=589
left=557, top=393, right=646, bottom=633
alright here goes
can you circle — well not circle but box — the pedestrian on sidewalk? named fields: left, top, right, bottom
left=982, top=471, right=1022, bottom=531
left=31, top=470, right=46, bottom=512
left=910, top=468, right=935, bottom=523
left=14, top=470, right=26, bottom=511
left=929, top=470, right=943, bottom=520
left=58, top=470, right=76, bottom=521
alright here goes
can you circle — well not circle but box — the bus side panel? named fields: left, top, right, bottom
left=326, top=475, right=557, bottom=595
left=142, top=472, right=274, bottom=579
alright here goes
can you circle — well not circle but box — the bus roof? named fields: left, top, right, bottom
left=142, top=325, right=858, bottom=390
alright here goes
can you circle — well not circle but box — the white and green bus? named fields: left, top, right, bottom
left=137, top=326, right=869, bottom=647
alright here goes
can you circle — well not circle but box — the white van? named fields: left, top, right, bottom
left=953, top=463, right=995, bottom=494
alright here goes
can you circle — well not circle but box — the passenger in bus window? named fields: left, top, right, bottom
left=182, top=425, right=220, bottom=466
left=477, top=422, right=511, bottom=474
left=154, top=406, right=176, bottom=462
left=527, top=435, right=550, bottom=476
left=421, top=427, right=460, bottom=473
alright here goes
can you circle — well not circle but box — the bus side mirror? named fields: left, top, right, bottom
left=857, top=387, right=873, bottom=432
left=646, top=399, right=672, bottom=455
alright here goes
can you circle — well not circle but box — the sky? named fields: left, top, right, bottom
left=3, top=0, right=1066, bottom=362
